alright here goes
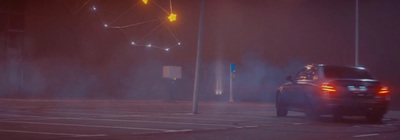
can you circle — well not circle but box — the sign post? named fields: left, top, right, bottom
left=230, top=64, right=235, bottom=102
left=163, top=66, right=182, bottom=102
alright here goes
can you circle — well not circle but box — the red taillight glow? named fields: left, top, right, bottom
left=322, top=85, right=336, bottom=92
left=379, top=86, right=389, bottom=94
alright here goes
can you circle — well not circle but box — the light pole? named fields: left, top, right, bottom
left=355, top=0, right=359, bottom=66
left=192, top=0, right=206, bottom=114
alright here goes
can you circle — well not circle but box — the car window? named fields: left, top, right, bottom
left=295, top=67, right=317, bottom=80
left=324, top=66, right=372, bottom=79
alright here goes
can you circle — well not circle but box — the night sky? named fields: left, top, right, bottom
left=3, top=0, right=400, bottom=100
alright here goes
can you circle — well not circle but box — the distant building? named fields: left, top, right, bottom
left=0, top=0, right=26, bottom=97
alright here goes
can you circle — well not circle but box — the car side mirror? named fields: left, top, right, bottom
left=286, top=75, right=293, bottom=82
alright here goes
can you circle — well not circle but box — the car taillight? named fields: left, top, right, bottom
left=321, top=85, right=336, bottom=92
left=378, top=86, right=389, bottom=94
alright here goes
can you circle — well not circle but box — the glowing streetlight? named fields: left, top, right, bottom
left=142, top=0, right=148, bottom=4
left=178, top=42, right=181, bottom=46
left=131, top=41, right=135, bottom=45
left=92, top=6, right=97, bottom=11
left=146, top=44, right=152, bottom=47
left=168, top=13, right=177, bottom=22
left=165, top=48, right=170, bottom=51
left=104, top=24, right=108, bottom=28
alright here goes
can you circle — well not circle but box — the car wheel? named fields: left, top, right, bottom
left=366, top=113, right=384, bottom=123
left=276, top=93, right=288, bottom=117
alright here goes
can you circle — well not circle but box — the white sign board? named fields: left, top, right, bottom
left=163, top=66, right=182, bottom=79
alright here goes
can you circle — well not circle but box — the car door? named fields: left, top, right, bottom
left=296, top=67, right=319, bottom=109
left=283, top=68, right=307, bottom=107
left=280, top=79, right=296, bottom=107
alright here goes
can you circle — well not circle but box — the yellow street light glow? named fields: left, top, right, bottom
left=168, top=13, right=177, bottom=22
left=142, top=0, right=148, bottom=4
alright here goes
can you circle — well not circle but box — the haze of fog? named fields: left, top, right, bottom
left=1, top=0, right=399, bottom=102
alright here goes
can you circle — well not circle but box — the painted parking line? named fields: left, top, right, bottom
left=242, top=125, right=259, bottom=128
left=353, top=124, right=396, bottom=129
left=0, top=114, right=240, bottom=128
left=0, top=117, right=53, bottom=122
left=41, top=108, right=269, bottom=119
left=43, top=108, right=271, bottom=115
left=0, top=129, right=106, bottom=137
left=0, top=120, right=175, bottom=132
left=1, top=111, right=308, bottom=129
left=164, top=129, right=193, bottom=133
left=292, top=123, right=307, bottom=125
left=352, top=133, right=380, bottom=138
left=44, top=108, right=190, bottom=114
left=104, top=114, right=244, bottom=122
left=8, top=109, right=246, bottom=122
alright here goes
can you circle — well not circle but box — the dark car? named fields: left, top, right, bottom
left=276, top=64, right=390, bottom=122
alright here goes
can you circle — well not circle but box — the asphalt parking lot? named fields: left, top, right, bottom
left=0, top=99, right=399, bottom=140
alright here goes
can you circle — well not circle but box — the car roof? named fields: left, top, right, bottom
left=310, top=64, right=366, bottom=70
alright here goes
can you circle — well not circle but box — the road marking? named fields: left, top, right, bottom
left=62, top=117, right=236, bottom=128
left=353, top=134, right=380, bottom=138
left=0, top=129, right=106, bottom=137
left=0, top=114, right=238, bottom=128
left=382, top=118, right=390, bottom=121
left=1, top=117, right=52, bottom=122
left=0, top=120, right=172, bottom=131
left=85, top=112, right=244, bottom=122
left=45, top=108, right=190, bottom=115
left=353, top=124, right=394, bottom=129
left=44, top=108, right=271, bottom=116
left=15, top=109, right=244, bottom=122
left=183, top=114, right=267, bottom=119
left=164, top=129, right=193, bottom=133
left=292, top=123, right=307, bottom=125
left=42, top=109, right=267, bottom=119
left=243, top=125, right=258, bottom=128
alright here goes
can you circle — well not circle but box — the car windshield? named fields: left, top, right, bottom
left=324, top=66, right=372, bottom=79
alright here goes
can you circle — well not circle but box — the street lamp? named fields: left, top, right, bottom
left=168, top=13, right=177, bottom=22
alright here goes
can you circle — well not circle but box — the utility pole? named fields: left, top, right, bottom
left=192, top=0, right=205, bottom=114
left=355, top=0, right=359, bottom=66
